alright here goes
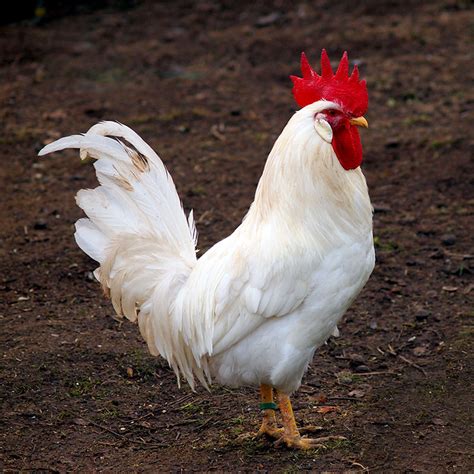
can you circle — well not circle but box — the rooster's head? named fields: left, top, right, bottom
left=290, top=50, right=369, bottom=170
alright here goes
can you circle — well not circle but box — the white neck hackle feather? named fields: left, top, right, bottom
left=245, top=100, right=372, bottom=258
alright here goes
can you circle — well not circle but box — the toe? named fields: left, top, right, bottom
left=256, top=426, right=284, bottom=440
left=302, top=435, right=347, bottom=449
left=308, top=435, right=347, bottom=443
left=275, top=434, right=347, bottom=450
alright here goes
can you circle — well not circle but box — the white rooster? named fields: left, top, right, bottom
left=39, top=50, right=374, bottom=449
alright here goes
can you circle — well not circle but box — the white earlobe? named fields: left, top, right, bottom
left=314, top=118, right=333, bottom=143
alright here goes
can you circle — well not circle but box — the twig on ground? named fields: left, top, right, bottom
left=168, top=393, right=194, bottom=408
left=387, top=344, right=397, bottom=356
left=398, top=355, right=427, bottom=376
left=350, top=460, right=369, bottom=471
left=354, top=371, right=400, bottom=376
left=328, top=396, right=361, bottom=401
left=194, top=417, right=215, bottom=431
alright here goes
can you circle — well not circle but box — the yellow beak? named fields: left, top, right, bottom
left=349, top=116, right=369, bottom=128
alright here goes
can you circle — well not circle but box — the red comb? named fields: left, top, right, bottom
left=290, top=50, right=368, bottom=117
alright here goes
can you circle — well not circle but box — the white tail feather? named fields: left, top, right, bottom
left=74, top=218, right=108, bottom=263
left=39, top=121, right=210, bottom=389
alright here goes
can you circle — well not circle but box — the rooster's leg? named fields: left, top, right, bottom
left=275, top=391, right=346, bottom=450
left=255, top=384, right=283, bottom=439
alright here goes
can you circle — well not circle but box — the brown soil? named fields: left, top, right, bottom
left=1, top=1, right=473, bottom=472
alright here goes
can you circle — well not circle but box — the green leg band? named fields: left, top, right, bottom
left=259, top=402, right=278, bottom=411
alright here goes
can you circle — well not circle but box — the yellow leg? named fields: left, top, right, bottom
left=275, top=391, right=346, bottom=450
left=255, top=384, right=283, bottom=439
left=277, top=391, right=299, bottom=438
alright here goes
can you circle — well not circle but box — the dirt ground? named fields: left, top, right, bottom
left=1, top=0, right=473, bottom=471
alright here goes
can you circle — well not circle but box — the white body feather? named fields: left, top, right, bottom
left=39, top=100, right=374, bottom=394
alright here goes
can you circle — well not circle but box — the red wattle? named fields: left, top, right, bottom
left=331, top=125, right=363, bottom=170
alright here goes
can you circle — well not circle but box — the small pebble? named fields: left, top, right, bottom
left=177, top=125, right=190, bottom=133
left=85, top=272, right=95, bottom=281
left=348, top=389, right=365, bottom=398
left=415, top=310, right=431, bottom=321
left=413, top=346, right=428, bottom=357
left=255, top=11, right=282, bottom=27
left=373, top=203, right=391, bottom=213
left=33, top=220, right=48, bottom=230
left=441, top=234, right=456, bottom=246
left=348, top=354, right=365, bottom=366
left=384, top=139, right=400, bottom=148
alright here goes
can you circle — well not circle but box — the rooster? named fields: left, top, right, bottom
left=39, top=50, right=374, bottom=449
